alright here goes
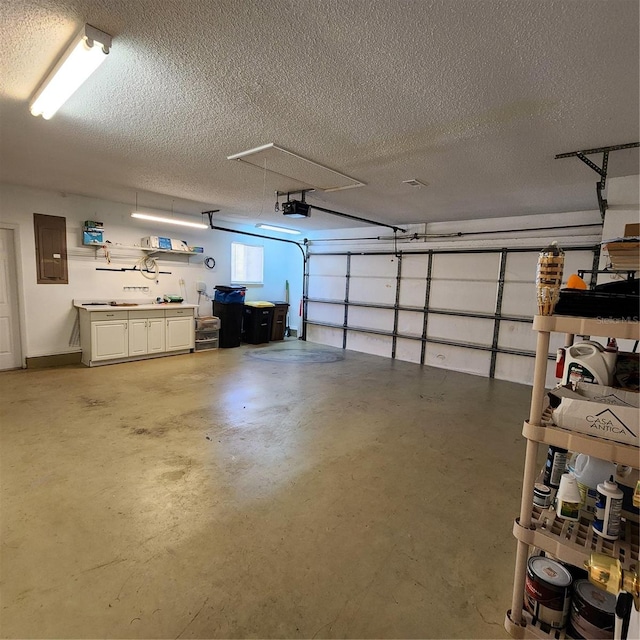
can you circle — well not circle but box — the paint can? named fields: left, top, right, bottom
left=568, top=579, right=616, bottom=639
left=525, top=556, right=572, bottom=629
left=533, top=483, right=552, bottom=508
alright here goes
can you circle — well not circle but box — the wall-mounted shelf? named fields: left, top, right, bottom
left=143, top=248, right=200, bottom=257
left=83, top=243, right=200, bottom=257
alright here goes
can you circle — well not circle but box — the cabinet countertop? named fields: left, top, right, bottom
left=74, top=302, right=198, bottom=312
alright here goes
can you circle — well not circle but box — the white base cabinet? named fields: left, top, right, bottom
left=78, top=305, right=195, bottom=366
left=128, top=311, right=166, bottom=356
left=91, top=319, right=129, bottom=361
left=165, top=309, right=195, bottom=351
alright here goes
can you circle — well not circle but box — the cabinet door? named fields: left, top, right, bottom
left=147, top=317, right=166, bottom=353
left=92, top=320, right=128, bottom=361
left=128, top=318, right=148, bottom=356
left=166, top=317, right=194, bottom=351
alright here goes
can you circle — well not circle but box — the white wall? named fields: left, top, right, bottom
left=0, top=184, right=303, bottom=361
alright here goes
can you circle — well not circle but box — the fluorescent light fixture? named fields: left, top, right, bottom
left=256, top=223, right=301, bottom=235
left=131, top=213, right=208, bottom=229
left=30, top=24, right=112, bottom=120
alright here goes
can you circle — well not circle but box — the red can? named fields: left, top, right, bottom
left=525, top=556, right=572, bottom=629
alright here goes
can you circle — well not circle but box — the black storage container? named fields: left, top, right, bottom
left=242, top=305, right=274, bottom=345
left=555, top=279, right=639, bottom=319
left=213, top=286, right=246, bottom=348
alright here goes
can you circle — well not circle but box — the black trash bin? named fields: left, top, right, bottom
left=242, top=302, right=274, bottom=345
left=213, top=286, right=246, bottom=348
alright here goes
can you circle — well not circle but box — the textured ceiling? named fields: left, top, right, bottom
left=0, top=0, right=638, bottom=230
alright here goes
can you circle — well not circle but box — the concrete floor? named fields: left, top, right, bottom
left=1, top=340, right=533, bottom=639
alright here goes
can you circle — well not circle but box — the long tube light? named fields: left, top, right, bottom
left=131, top=213, right=208, bottom=229
left=30, top=24, right=112, bottom=120
left=255, top=223, right=301, bottom=235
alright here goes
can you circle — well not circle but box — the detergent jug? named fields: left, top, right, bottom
left=562, top=341, right=616, bottom=386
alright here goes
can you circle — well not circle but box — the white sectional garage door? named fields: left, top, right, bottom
left=305, top=246, right=598, bottom=385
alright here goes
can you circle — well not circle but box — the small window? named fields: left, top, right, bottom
left=231, top=242, right=263, bottom=284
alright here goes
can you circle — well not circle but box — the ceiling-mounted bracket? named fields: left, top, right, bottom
left=555, top=142, right=639, bottom=219
left=275, top=190, right=406, bottom=232
left=276, top=189, right=315, bottom=201
left=202, top=209, right=220, bottom=227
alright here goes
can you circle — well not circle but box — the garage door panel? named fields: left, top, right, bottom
left=307, top=325, right=343, bottom=348
left=309, top=255, right=347, bottom=277
left=307, top=302, right=344, bottom=325
left=429, top=280, right=497, bottom=313
left=428, top=315, right=494, bottom=344
left=350, top=255, right=398, bottom=278
left=397, top=310, right=424, bottom=336
left=431, top=253, right=499, bottom=280
left=564, top=251, right=596, bottom=281
left=494, top=353, right=557, bottom=388
left=498, top=321, right=565, bottom=356
left=346, top=332, right=392, bottom=358
left=349, top=307, right=394, bottom=332
left=399, top=279, right=426, bottom=308
left=501, top=282, right=536, bottom=316
left=504, top=252, right=538, bottom=281
left=349, top=277, right=396, bottom=305
left=401, top=254, right=429, bottom=278
left=308, top=275, right=346, bottom=301
left=425, top=343, right=490, bottom=377
left=504, top=250, right=595, bottom=284
left=498, top=321, right=536, bottom=351
left=395, top=338, right=423, bottom=364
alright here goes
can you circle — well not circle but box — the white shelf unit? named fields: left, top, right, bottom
left=505, top=315, right=640, bottom=639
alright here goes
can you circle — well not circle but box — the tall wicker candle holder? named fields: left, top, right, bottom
left=536, top=242, right=565, bottom=316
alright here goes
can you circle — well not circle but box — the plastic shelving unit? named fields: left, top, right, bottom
left=504, top=314, right=640, bottom=639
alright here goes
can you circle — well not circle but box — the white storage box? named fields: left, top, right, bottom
left=195, top=316, right=221, bottom=330
left=141, top=236, right=172, bottom=250
left=548, top=384, right=639, bottom=446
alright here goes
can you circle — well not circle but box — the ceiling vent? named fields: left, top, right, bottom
left=227, top=143, right=365, bottom=192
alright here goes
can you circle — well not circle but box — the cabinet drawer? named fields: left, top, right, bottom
left=165, top=308, right=193, bottom=317
left=90, top=310, right=128, bottom=321
left=129, top=309, right=165, bottom=319
left=196, top=329, right=219, bottom=341
left=195, top=337, right=219, bottom=351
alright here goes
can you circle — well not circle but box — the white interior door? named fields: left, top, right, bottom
left=0, top=228, right=22, bottom=370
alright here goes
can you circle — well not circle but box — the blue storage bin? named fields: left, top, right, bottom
left=214, top=286, right=246, bottom=304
